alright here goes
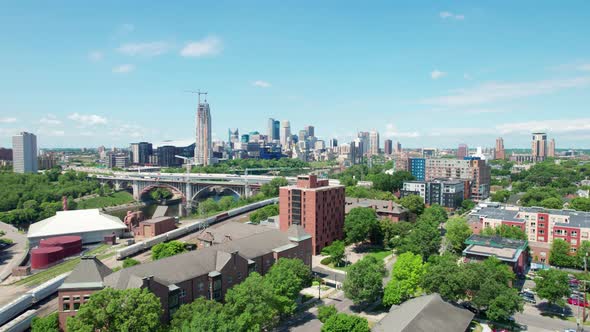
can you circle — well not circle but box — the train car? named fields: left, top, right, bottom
left=0, top=295, right=33, bottom=327
left=29, top=274, right=67, bottom=302
left=0, top=309, right=37, bottom=332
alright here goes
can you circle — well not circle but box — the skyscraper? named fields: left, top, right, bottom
left=304, top=125, right=315, bottom=138
left=395, top=141, right=402, bottom=154
left=329, top=138, right=338, bottom=148
left=384, top=139, right=393, bottom=155
left=531, top=132, right=547, bottom=162
left=369, top=130, right=380, bottom=155
left=130, top=142, right=152, bottom=165
left=357, top=131, right=370, bottom=156
left=195, top=98, right=212, bottom=165
left=298, top=130, right=308, bottom=143
left=457, top=144, right=468, bottom=159
left=548, top=138, right=556, bottom=158
left=267, top=118, right=280, bottom=142
left=495, top=137, right=505, bottom=160
left=12, top=132, right=37, bottom=173
left=280, top=120, right=291, bottom=147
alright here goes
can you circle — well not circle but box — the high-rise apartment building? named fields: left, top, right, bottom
left=384, top=139, right=393, bottom=155
left=369, top=130, right=380, bottom=155
left=495, top=137, right=505, bottom=160
left=279, top=174, right=345, bottom=255
left=130, top=142, right=153, bottom=165
left=457, top=144, right=468, bottom=159
left=531, top=132, right=547, bottom=162
left=423, top=158, right=491, bottom=201
left=304, top=125, right=315, bottom=138
left=195, top=99, right=212, bottom=165
left=280, top=120, right=291, bottom=147
left=548, top=138, right=556, bottom=158
left=298, top=130, right=308, bottom=143
left=0, top=148, right=13, bottom=161
left=12, top=132, right=37, bottom=173
left=401, top=179, right=466, bottom=209
left=267, top=118, right=280, bottom=141
left=357, top=132, right=370, bottom=156
left=329, top=138, right=338, bottom=148
left=408, top=158, right=426, bottom=181
left=395, top=141, right=402, bottom=154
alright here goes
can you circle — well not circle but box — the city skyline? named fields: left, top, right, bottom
left=1, top=2, right=590, bottom=148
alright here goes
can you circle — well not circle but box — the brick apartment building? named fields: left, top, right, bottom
left=57, top=225, right=312, bottom=330
left=469, top=204, right=590, bottom=264
left=279, top=174, right=345, bottom=255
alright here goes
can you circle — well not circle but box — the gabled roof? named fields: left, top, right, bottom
left=59, top=256, right=113, bottom=290
left=28, top=209, right=127, bottom=239
left=373, top=293, right=474, bottom=332
left=195, top=221, right=274, bottom=244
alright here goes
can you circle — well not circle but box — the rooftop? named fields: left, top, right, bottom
left=462, top=234, right=527, bottom=263
left=373, top=293, right=474, bottom=332
left=28, top=209, right=127, bottom=239
left=470, top=206, right=523, bottom=223
left=345, top=197, right=408, bottom=215
left=193, top=221, right=275, bottom=245
left=59, top=256, right=113, bottom=290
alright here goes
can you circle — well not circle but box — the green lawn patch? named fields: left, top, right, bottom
left=77, top=191, right=134, bottom=209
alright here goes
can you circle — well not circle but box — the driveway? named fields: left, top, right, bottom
left=0, top=222, right=27, bottom=282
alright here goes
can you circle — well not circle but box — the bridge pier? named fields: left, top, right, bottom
left=132, top=182, right=140, bottom=201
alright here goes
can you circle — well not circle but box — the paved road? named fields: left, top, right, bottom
left=0, top=222, right=27, bottom=282
left=514, top=303, right=578, bottom=332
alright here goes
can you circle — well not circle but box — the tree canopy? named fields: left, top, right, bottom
left=321, top=313, right=370, bottom=332
left=397, top=216, right=441, bottom=260
left=151, top=241, right=187, bottom=260
left=66, top=288, right=162, bottom=332
left=549, top=239, right=574, bottom=268
left=445, top=217, right=472, bottom=253
left=249, top=204, right=279, bottom=224
left=399, top=195, right=425, bottom=215
left=481, top=224, right=526, bottom=240
left=344, top=207, right=379, bottom=244
left=31, top=313, right=59, bottom=332
left=383, top=252, right=425, bottom=306
left=534, top=269, right=570, bottom=307
left=343, top=256, right=386, bottom=305
left=321, top=240, right=346, bottom=267
left=260, top=177, right=288, bottom=197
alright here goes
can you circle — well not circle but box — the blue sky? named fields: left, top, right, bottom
left=1, top=1, right=589, bottom=149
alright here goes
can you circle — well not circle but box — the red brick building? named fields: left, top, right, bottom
left=134, top=216, right=177, bottom=238
left=57, top=225, right=312, bottom=329
left=279, top=174, right=345, bottom=255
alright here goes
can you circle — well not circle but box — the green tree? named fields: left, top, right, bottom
left=383, top=252, right=425, bottom=306
left=260, top=177, right=289, bottom=197
left=462, top=257, right=515, bottom=312
left=321, top=313, right=370, bottom=332
left=397, top=217, right=441, bottom=260
left=31, top=313, right=59, bottom=332
left=491, top=190, right=511, bottom=203
left=265, top=258, right=312, bottom=300
left=249, top=204, right=279, bottom=224
left=344, top=207, right=379, bottom=244
left=481, top=224, right=526, bottom=240
left=400, top=195, right=425, bottom=215
left=421, top=254, right=466, bottom=302
left=460, top=199, right=476, bottom=212
left=321, top=240, right=346, bottom=267
left=382, top=221, right=414, bottom=249
left=170, top=297, right=233, bottom=332
left=66, top=288, right=162, bottom=332
left=149, top=187, right=173, bottom=200
left=123, top=258, right=140, bottom=268
left=224, top=272, right=291, bottom=331
left=571, top=197, right=590, bottom=212
left=534, top=269, right=570, bottom=307
left=151, top=241, right=187, bottom=260
left=549, top=238, right=573, bottom=267
left=445, top=217, right=472, bottom=253
left=343, top=256, right=386, bottom=305
left=318, top=305, right=338, bottom=323
left=576, top=241, right=590, bottom=269
left=486, top=288, right=523, bottom=322
left=539, top=197, right=563, bottom=209
left=421, top=204, right=448, bottom=224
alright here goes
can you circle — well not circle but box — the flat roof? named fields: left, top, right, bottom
left=463, top=244, right=522, bottom=262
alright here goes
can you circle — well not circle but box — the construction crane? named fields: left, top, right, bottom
left=185, top=89, right=208, bottom=105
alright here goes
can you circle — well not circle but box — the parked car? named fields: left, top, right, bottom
left=461, top=302, right=479, bottom=314
left=523, top=288, right=536, bottom=295
left=567, top=297, right=589, bottom=307
left=519, top=292, right=536, bottom=304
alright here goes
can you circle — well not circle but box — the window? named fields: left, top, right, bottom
left=572, top=239, right=578, bottom=245
left=531, top=222, right=536, bottom=227
left=198, top=282, right=205, bottom=292
left=213, top=279, right=222, bottom=291
left=73, top=296, right=80, bottom=301
left=62, top=303, right=70, bottom=311
left=83, top=295, right=90, bottom=301
left=180, top=289, right=186, bottom=299
left=228, top=277, right=233, bottom=285
left=62, top=296, right=70, bottom=301
left=539, top=230, right=545, bottom=234
left=237, top=272, right=242, bottom=280
left=539, top=223, right=545, bottom=228
left=572, top=231, right=578, bottom=237
left=74, top=303, right=81, bottom=311
left=571, top=247, right=578, bottom=253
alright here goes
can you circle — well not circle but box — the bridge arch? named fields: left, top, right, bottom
left=140, top=184, right=185, bottom=201
left=191, top=185, right=241, bottom=202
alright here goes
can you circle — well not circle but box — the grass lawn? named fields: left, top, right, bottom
left=14, top=245, right=110, bottom=287
left=77, top=191, right=134, bottom=209
left=332, top=248, right=392, bottom=271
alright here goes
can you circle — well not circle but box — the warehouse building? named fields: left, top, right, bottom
left=27, top=209, right=127, bottom=247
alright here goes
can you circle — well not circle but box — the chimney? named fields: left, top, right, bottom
left=62, top=196, right=68, bottom=211
left=142, top=276, right=154, bottom=289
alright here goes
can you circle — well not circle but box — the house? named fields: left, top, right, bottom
left=373, top=293, right=474, bottom=332
left=345, top=198, right=409, bottom=222
left=462, top=234, right=528, bottom=275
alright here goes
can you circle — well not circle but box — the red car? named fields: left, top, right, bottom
left=568, top=297, right=589, bottom=307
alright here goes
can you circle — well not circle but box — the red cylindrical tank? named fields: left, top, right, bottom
left=39, top=236, right=82, bottom=257
left=31, top=246, right=64, bottom=269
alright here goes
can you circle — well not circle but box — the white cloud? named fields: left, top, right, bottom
left=495, top=118, right=590, bottom=134
left=440, top=11, right=464, bottom=20
left=420, top=76, right=590, bottom=106
left=112, top=64, right=135, bottom=74
left=431, top=70, right=446, bottom=80
left=252, top=80, right=271, bottom=88
left=47, top=130, right=65, bottom=137
left=578, top=64, right=590, bottom=72
left=68, top=113, right=108, bottom=126
left=385, top=123, right=421, bottom=138
left=0, top=117, right=17, bottom=124
left=40, top=115, right=61, bottom=125
left=180, top=36, right=222, bottom=57
left=88, top=51, right=103, bottom=61
left=117, top=42, right=170, bottom=56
